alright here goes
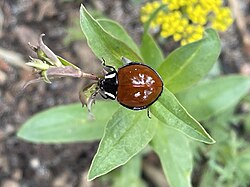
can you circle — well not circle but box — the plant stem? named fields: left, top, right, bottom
left=46, top=66, right=98, bottom=80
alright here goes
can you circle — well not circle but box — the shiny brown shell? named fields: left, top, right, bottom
left=117, top=63, right=163, bottom=110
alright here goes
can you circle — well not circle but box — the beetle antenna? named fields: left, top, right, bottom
left=101, top=58, right=116, bottom=72
left=101, top=57, right=106, bottom=65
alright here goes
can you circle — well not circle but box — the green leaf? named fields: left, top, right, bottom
left=141, top=4, right=165, bottom=69
left=151, top=123, right=193, bottom=187
left=151, top=87, right=215, bottom=144
left=98, top=19, right=140, bottom=56
left=17, top=101, right=119, bottom=143
left=158, top=29, right=221, bottom=93
left=80, top=5, right=142, bottom=69
left=57, top=55, right=80, bottom=70
left=88, top=108, right=157, bottom=180
left=112, top=155, right=146, bottom=187
left=140, top=32, right=164, bottom=69
left=177, top=75, right=250, bottom=121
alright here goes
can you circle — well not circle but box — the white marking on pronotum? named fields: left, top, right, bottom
left=104, top=91, right=116, bottom=99
left=105, top=73, right=116, bottom=79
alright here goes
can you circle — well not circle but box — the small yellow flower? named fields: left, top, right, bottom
left=186, top=25, right=194, bottom=34
left=181, top=39, right=188, bottom=46
left=161, top=30, right=170, bottom=38
left=173, top=33, right=182, bottom=41
left=140, top=0, right=233, bottom=45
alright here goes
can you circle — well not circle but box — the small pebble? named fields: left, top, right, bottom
left=30, top=158, right=40, bottom=169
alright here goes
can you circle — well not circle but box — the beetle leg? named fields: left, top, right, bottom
left=86, top=91, right=98, bottom=120
left=79, top=83, right=99, bottom=120
left=99, top=90, right=108, bottom=99
left=121, top=56, right=133, bottom=65
left=147, top=108, right=152, bottom=119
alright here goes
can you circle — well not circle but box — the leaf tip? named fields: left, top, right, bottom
left=199, top=131, right=216, bottom=144
left=80, top=3, right=85, bottom=10
left=206, top=137, right=216, bottom=144
left=16, top=128, right=25, bottom=139
left=80, top=4, right=88, bottom=17
left=87, top=165, right=104, bottom=181
left=16, top=132, right=22, bottom=139
left=87, top=172, right=95, bottom=182
left=16, top=129, right=33, bottom=143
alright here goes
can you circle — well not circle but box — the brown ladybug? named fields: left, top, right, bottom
left=98, top=58, right=163, bottom=110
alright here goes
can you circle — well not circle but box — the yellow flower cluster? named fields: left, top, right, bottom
left=212, top=7, right=233, bottom=31
left=140, top=0, right=233, bottom=45
left=141, top=1, right=162, bottom=28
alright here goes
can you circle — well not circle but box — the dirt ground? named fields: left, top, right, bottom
left=0, top=0, right=250, bottom=187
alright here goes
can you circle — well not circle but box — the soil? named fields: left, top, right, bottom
left=0, top=0, right=249, bottom=187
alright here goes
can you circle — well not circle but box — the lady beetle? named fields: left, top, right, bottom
left=98, top=58, right=163, bottom=110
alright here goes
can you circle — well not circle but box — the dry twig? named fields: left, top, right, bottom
left=229, top=0, right=250, bottom=56
left=143, top=162, right=169, bottom=187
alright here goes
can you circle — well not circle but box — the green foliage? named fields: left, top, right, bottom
left=17, top=4, right=250, bottom=187
left=158, top=29, right=221, bottom=93
left=151, top=124, right=192, bottom=187
left=196, top=107, right=250, bottom=187
left=98, top=19, right=140, bottom=55
left=112, top=154, right=146, bottom=187
left=177, top=75, right=250, bottom=121
left=88, top=108, right=157, bottom=180
left=140, top=5, right=166, bottom=69
left=80, top=5, right=142, bottom=69
left=151, top=87, right=214, bottom=144
left=141, top=32, right=164, bottom=69
left=18, top=102, right=119, bottom=143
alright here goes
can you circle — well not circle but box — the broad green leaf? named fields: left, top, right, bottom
left=112, top=155, right=146, bottom=187
left=140, top=32, right=164, bottom=69
left=17, top=101, right=119, bottom=143
left=141, top=4, right=165, bottom=69
left=98, top=19, right=140, bottom=56
left=158, top=29, right=221, bottom=93
left=151, top=87, right=215, bottom=144
left=177, top=75, right=250, bottom=121
left=80, top=5, right=142, bottom=69
left=88, top=108, right=157, bottom=180
left=151, top=123, right=192, bottom=187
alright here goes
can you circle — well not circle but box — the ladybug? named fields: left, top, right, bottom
left=98, top=58, right=163, bottom=111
